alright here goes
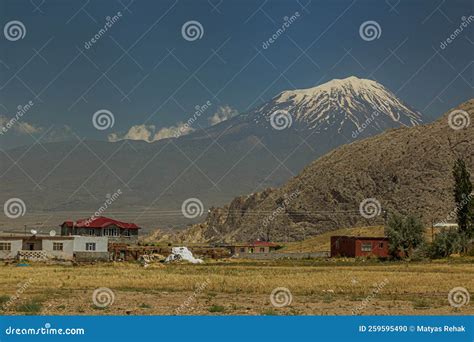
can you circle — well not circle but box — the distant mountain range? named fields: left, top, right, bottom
left=0, top=77, right=424, bottom=231
left=178, top=99, right=473, bottom=243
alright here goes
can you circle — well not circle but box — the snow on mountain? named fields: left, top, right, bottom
left=251, top=76, right=422, bottom=134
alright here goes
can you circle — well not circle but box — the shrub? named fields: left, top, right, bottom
left=208, top=305, right=225, bottom=313
left=386, top=214, right=425, bottom=258
left=429, top=228, right=462, bottom=258
left=16, top=301, right=42, bottom=314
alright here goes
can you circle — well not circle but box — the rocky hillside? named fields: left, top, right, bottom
left=180, top=99, right=473, bottom=243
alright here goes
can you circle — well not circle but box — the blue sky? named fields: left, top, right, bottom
left=0, top=0, right=472, bottom=147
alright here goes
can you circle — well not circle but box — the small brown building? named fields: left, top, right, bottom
left=330, top=236, right=389, bottom=258
left=229, top=241, right=279, bottom=255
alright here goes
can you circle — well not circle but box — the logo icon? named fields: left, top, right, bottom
left=359, top=198, right=382, bottom=219
left=270, top=110, right=292, bottom=130
left=3, top=198, right=26, bottom=219
left=4, top=20, right=26, bottom=41
left=270, top=287, right=293, bottom=307
left=92, top=109, right=115, bottom=130
left=448, top=110, right=470, bottom=130
left=359, top=21, right=382, bottom=41
left=92, top=287, right=115, bottom=308
left=181, top=20, right=204, bottom=42
left=448, top=287, right=470, bottom=308
left=181, top=198, right=204, bottom=219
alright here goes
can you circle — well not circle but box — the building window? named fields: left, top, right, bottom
left=361, top=243, right=372, bottom=252
left=123, top=229, right=130, bottom=237
left=259, top=247, right=265, bottom=253
left=53, top=242, right=63, bottom=251
left=0, top=242, right=11, bottom=251
left=335, top=240, right=340, bottom=249
left=378, top=242, right=384, bottom=248
left=240, top=248, right=245, bottom=253
left=104, top=228, right=118, bottom=236
left=89, top=229, right=95, bottom=236
left=86, top=243, right=96, bottom=251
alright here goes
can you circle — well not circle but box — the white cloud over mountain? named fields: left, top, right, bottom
left=108, top=106, right=238, bottom=143
left=208, top=105, right=239, bottom=125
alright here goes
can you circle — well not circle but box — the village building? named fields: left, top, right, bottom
left=330, top=236, right=389, bottom=258
left=228, top=241, right=279, bottom=255
left=0, top=233, right=108, bottom=261
left=60, top=216, right=140, bottom=243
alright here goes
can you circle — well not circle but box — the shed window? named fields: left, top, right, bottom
left=378, top=242, right=384, bottom=248
left=53, top=242, right=63, bottom=251
left=0, top=242, right=11, bottom=251
left=361, top=243, right=372, bottom=252
left=86, top=243, right=96, bottom=251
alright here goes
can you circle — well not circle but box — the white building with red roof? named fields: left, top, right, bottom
left=60, top=216, right=140, bottom=243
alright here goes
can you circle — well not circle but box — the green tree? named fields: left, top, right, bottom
left=429, top=228, right=462, bottom=258
left=452, top=158, right=473, bottom=241
left=386, top=214, right=425, bottom=258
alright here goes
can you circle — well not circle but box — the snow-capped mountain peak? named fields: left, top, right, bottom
left=253, top=76, right=422, bottom=134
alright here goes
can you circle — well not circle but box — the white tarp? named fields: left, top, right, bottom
left=165, top=247, right=203, bottom=264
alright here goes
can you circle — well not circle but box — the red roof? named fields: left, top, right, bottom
left=61, top=216, right=140, bottom=229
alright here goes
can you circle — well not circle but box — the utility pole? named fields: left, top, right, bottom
left=382, top=209, right=388, bottom=236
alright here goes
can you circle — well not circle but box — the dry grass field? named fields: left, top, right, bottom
left=0, top=258, right=472, bottom=316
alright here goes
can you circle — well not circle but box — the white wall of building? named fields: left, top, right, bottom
left=0, top=240, right=22, bottom=259
left=42, top=239, right=74, bottom=260
left=73, top=236, right=108, bottom=252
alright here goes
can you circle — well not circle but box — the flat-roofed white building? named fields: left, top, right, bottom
left=0, top=234, right=108, bottom=261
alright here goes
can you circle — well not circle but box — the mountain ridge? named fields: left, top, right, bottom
left=177, top=98, right=473, bottom=243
